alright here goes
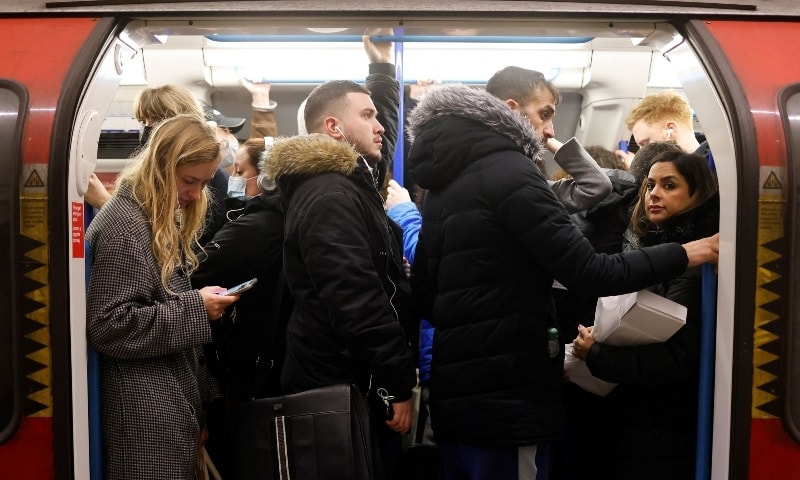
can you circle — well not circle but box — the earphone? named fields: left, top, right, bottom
left=256, top=136, right=276, bottom=191
left=334, top=124, right=343, bottom=135
left=666, top=128, right=674, bottom=139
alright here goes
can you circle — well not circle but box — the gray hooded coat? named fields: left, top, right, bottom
left=407, top=84, right=689, bottom=445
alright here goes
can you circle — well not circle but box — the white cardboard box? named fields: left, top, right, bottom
left=593, top=289, right=687, bottom=347
left=565, top=290, right=688, bottom=396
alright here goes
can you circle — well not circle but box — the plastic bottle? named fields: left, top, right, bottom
left=547, top=327, right=559, bottom=359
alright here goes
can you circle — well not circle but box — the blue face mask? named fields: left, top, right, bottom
left=140, top=125, right=153, bottom=146
left=227, top=175, right=255, bottom=198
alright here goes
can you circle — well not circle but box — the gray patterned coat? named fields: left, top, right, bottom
left=86, top=185, right=216, bottom=480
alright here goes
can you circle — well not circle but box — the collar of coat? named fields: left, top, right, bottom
left=264, top=133, right=361, bottom=181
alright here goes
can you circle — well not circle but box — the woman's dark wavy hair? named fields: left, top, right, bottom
left=630, top=150, right=718, bottom=237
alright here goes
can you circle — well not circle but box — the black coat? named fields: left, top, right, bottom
left=266, top=134, right=417, bottom=403
left=192, top=193, right=290, bottom=399
left=406, top=84, right=690, bottom=446
left=586, top=193, right=720, bottom=479
left=556, top=168, right=641, bottom=340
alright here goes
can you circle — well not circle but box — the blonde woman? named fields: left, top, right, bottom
left=133, top=84, right=205, bottom=144
left=86, top=114, right=240, bottom=479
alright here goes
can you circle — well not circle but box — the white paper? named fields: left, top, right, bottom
left=564, top=343, right=618, bottom=397
left=593, top=290, right=687, bottom=347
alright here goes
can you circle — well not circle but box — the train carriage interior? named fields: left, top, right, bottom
left=92, top=19, right=706, bottom=183
left=49, top=11, right=746, bottom=480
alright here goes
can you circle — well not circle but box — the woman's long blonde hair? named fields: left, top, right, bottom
left=116, top=114, right=220, bottom=290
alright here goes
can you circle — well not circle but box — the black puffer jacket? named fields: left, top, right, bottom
left=406, top=84, right=690, bottom=446
left=265, top=134, right=416, bottom=403
left=586, top=193, right=720, bottom=479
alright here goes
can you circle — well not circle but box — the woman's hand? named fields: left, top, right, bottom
left=572, top=324, right=595, bottom=361
left=199, top=286, right=240, bottom=321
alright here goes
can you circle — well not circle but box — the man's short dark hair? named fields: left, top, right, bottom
left=485, top=66, right=561, bottom=106
left=303, top=80, right=371, bottom=134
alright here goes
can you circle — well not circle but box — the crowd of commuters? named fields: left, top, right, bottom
left=84, top=25, right=720, bottom=479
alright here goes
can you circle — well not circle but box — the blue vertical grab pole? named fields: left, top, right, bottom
left=392, top=29, right=405, bottom=186
left=85, top=204, right=103, bottom=480
left=695, top=262, right=717, bottom=480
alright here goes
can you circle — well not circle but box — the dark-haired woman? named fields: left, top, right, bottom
left=573, top=150, right=719, bottom=480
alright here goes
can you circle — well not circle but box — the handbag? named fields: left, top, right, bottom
left=233, top=383, right=379, bottom=480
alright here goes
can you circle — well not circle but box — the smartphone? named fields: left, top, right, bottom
left=222, top=278, right=258, bottom=296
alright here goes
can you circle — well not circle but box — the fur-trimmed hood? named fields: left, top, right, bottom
left=406, top=84, right=544, bottom=190
left=263, top=133, right=370, bottom=201
left=407, top=83, right=543, bottom=159
left=264, top=133, right=359, bottom=180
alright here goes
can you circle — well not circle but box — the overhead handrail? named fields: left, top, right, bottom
left=206, top=35, right=595, bottom=44
left=45, top=0, right=756, bottom=11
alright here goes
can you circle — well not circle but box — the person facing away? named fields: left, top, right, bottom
left=191, top=136, right=290, bottom=479
left=405, top=84, right=720, bottom=480
left=85, top=114, right=240, bottom=480
left=264, top=82, right=416, bottom=478
left=133, top=84, right=233, bottom=245
left=572, top=150, right=719, bottom=479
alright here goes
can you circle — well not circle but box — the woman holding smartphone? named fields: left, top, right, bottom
left=86, top=114, right=240, bottom=480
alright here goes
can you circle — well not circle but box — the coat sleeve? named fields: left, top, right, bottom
left=298, top=190, right=416, bottom=400
left=249, top=105, right=278, bottom=138
left=586, top=268, right=703, bottom=386
left=387, top=201, right=422, bottom=264
left=87, top=233, right=211, bottom=359
left=548, top=137, right=612, bottom=213
left=495, top=154, right=688, bottom=296
left=366, top=62, right=400, bottom=187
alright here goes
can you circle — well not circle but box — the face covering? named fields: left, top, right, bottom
left=219, top=140, right=237, bottom=169
left=140, top=125, right=153, bottom=146
left=227, top=175, right=255, bottom=198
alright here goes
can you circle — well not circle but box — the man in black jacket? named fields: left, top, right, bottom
left=266, top=29, right=416, bottom=479
left=406, top=84, right=719, bottom=480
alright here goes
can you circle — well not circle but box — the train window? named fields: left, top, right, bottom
left=783, top=85, right=800, bottom=442
left=0, top=80, right=26, bottom=444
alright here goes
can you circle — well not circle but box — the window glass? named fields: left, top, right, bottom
left=783, top=87, right=800, bottom=441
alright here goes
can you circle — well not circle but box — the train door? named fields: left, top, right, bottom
left=0, top=16, right=120, bottom=480
left=695, top=19, right=800, bottom=478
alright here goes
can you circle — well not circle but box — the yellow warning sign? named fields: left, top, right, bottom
left=762, top=171, right=782, bottom=190
left=752, top=169, right=787, bottom=419
left=759, top=167, right=785, bottom=197
left=24, top=169, right=45, bottom=188
left=19, top=164, right=52, bottom=417
left=20, top=164, right=47, bottom=192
